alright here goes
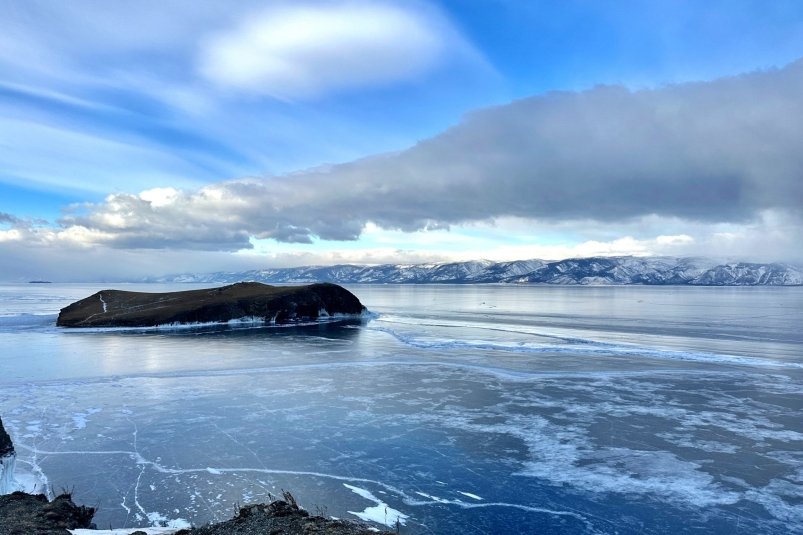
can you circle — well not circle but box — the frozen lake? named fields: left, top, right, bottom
left=1, top=283, right=801, bottom=533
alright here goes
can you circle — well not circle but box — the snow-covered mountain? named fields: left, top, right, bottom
left=146, top=257, right=803, bottom=286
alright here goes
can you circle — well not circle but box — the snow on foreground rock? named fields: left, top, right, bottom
left=70, top=527, right=186, bottom=535
left=183, top=498, right=394, bottom=535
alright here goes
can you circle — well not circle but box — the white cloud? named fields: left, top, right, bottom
left=1, top=210, right=801, bottom=281
left=198, top=2, right=467, bottom=99
left=655, top=234, right=694, bottom=246
left=139, top=187, right=181, bottom=208
left=49, top=58, right=803, bottom=254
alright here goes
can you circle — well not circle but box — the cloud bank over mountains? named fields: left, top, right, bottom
left=45, top=59, right=803, bottom=255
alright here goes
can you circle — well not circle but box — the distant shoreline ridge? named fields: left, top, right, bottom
left=143, top=256, right=803, bottom=286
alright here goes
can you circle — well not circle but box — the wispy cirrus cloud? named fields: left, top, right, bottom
left=198, top=2, right=479, bottom=100
left=0, top=1, right=487, bottom=205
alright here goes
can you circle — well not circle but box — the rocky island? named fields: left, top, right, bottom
left=57, top=282, right=366, bottom=328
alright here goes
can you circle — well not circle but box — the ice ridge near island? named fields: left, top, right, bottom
left=145, top=256, right=803, bottom=285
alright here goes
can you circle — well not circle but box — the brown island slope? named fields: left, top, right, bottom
left=57, top=282, right=365, bottom=328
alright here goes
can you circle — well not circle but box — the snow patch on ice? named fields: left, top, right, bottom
left=415, top=491, right=449, bottom=503
left=344, top=483, right=408, bottom=527
left=72, top=408, right=101, bottom=430
left=206, top=467, right=222, bottom=475
left=144, top=511, right=192, bottom=529
left=24, top=420, right=42, bottom=436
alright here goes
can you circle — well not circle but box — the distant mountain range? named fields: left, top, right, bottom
left=145, top=257, right=803, bottom=286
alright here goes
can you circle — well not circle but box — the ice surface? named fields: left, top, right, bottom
left=144, top=512, right=192, bottom=529
left=2, top=284, right=802, bottom=534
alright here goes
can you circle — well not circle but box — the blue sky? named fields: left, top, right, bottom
left=1, top=0, right=802, bottom=281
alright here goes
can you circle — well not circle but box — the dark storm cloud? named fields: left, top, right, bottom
left=62, top=58, right=803, bottom=248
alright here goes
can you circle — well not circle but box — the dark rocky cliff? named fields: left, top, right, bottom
left=0, top=418, right=12, bottom=457
left=57, top=282, right=365, bottom=328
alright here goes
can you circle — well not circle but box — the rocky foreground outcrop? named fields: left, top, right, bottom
left=57, top=282, right=366, bottom=328
left=0, top=492, right=95, bottom=535
left=185, top=496, right=393, bottom=535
